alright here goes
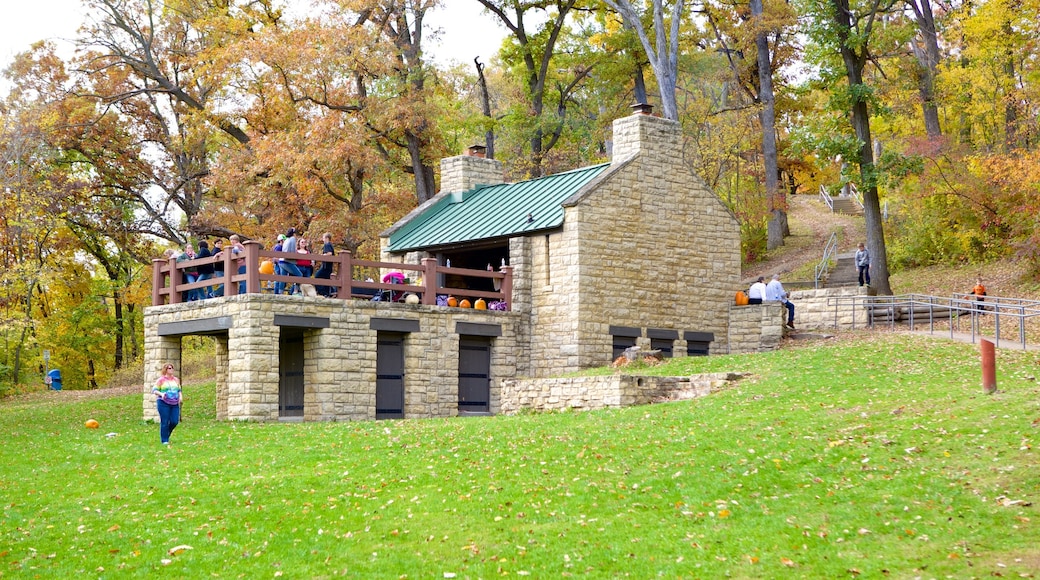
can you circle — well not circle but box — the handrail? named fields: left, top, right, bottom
left=818, top=184, right=834, bottom=211
left=847, top=182, right=864, bottom=209
left=827, top=293, right=1040, bottom=349
left=151, top=241, right=515, bottom=310
left=813, top=232, right=839, bottom=289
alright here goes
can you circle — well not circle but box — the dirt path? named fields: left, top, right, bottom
left=741, top=195, right=867, bottom=284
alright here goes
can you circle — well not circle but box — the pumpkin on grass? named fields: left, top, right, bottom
left=85, top=419, right=100, bottom=429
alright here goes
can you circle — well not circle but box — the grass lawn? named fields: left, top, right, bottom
left=2, top=333, right=1038, bottom=578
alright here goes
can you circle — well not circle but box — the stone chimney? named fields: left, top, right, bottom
left=610, top=103, right=682, bottom=163
left=439, top=145, right=504, bottom=194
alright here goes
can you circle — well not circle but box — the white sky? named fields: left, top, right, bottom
left=0, top=0, right=507, bottom=91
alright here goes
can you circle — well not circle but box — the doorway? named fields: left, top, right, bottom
left=458, top=336, right=491, bottom=414
left=376, top=332, right=405, bottom=419
left=279, top=330, right=305, bottom=419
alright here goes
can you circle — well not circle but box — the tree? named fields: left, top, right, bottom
left=477, top=0, right=593, bottom=177
left=602, top=0, right=684, bottom=121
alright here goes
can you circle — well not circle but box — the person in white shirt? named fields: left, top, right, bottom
left=766, top=273, right=795, bottom=329
left=747, top=276, right=767, bottom=304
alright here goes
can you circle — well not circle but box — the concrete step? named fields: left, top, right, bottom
left=830, top=198, right=863, bottom=215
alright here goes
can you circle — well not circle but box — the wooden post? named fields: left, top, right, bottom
left=336, top=251, right=352, bottom=298
left=981, top=338, right=996, bottom=394
left=223, top=246, right=237, bottom=296
left=151, top=259, right=165, bottom=306
left=500, top=265, right=514, bottom=310
left=421, top=258, right=438, bottom=305
left=243, top=241, right=261, bottom=294
left=168, top=256, right=182, bottom=305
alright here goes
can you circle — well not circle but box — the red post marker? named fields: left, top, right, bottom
left=980, top=339, right=996, bottom=394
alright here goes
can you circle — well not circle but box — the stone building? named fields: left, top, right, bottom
left=382, top=107, right=743, bottom=378
left=142, top=107, right=749, bottom=423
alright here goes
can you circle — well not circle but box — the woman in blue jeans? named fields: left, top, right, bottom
left=152, top=363, right=182, bottom=444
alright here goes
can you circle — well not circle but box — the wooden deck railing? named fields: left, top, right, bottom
left=151, top=241, right=514, bottom=310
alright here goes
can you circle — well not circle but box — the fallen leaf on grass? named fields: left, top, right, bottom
left=781, top=557, right=795, bottom=567
left=168, top=545, right=193, bottom=555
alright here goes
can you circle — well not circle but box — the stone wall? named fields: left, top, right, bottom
left=500, top=372, right=739, bottom=414
left=788, top=286, right=870, bottom=330
left=728, top=303, right=785, bottom=353
left=439, top=154, right=504, bottom=194
left=555, top=113, right=741, bottom=371
left=143, top=295, right=520, bottom=422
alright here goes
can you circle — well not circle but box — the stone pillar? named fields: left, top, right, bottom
left=227, top=305, right=281, bottom=421
left=142, top=335, right=181, bottom=421
left=214, top=335, right=229, bottom=420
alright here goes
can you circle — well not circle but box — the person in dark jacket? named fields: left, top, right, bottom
left=195, top=240, right=215, bottom=299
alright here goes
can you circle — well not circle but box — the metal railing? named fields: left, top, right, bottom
left=813, top=232, right=839, bottom=289
left=818, top=184, right=834, bottom=211
left=827, top=293, right=1040, bottom=349
left=847, top=182, right=864, bottom=210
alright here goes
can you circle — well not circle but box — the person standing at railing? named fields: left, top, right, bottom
left=966, top=276, right=987, bottom=313
left=314, top=232, right=336, bottom=297
left=177, top=243, right=197, bottom=301
left=855, top=242, right=871, bottom=287
left=195, top=240, right=215, bottom=299
left=275, top=228, right=303, bottom=295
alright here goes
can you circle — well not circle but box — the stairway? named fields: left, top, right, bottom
left=825, top=251, right=861, bottom=287
left=830, top=197, right=862, bottom=216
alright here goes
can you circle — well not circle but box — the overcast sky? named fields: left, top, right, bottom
left=0, top=0, right=507, bottom=93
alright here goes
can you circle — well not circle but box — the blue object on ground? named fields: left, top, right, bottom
left=47, top=368, right=62, bottom=391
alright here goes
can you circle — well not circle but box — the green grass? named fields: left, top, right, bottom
left=3, top=333, right=1039, bottom=578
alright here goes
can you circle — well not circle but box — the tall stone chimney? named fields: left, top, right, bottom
left=439, top=145, right=505, bottom=194
left=610, top=103, right=682, bottom=163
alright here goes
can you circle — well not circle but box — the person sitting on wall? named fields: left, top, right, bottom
left=766, top=273, right=795, bottom=330
left=747, top=276, right=767, bottom=305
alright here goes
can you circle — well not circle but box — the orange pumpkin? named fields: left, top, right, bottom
left=735, top=291, right=749, bottom=306
left=459, top=299, right=472, bottom=308
left=259, top=260, right=275, bottom=275
left=474, top=298, right=487, bottom=310
left=447, top=296, right=458, bottom=307
left=85, top=419, right=100, bottom=429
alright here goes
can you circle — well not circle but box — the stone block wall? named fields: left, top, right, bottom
left=728, top=303, right=785, bottom=353
left=550, top=113, right=740, bottom=372
left=788, top=286, right=870, bottom=330
left=500, top=372, right=737, bottom=414
left=439, top=154, right=504, bottom=194
left=144, top=295, right=519, bottom=422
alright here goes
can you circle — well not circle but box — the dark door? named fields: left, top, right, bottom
left=279, top=331, right=305, bottom=418
left=458, top=336, right=491, bottom=414
left=650, top=338, right=673, bottom=358
left=376, top=332, right=405, bottom=419
left=612, top=335, right=638, bottom=360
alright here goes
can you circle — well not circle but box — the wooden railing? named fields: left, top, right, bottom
left=151, top=241, right=514, bottom=310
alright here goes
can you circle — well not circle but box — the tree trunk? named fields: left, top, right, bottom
left=833, top=0, right=892, bottom=294
left=406, top=131, right=436, bottom=204
left=475, top=58, right=496, bottom=159
left=113, top=298, right=125, bottom=370
left=907, top=0, right=943, bottom=138
left=752, top=0, right=785, bottom=250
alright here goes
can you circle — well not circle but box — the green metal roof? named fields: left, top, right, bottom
left=387, top=162, right=610, bottom=253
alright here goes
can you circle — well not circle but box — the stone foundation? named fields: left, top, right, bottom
left=500, top=372, right=742, bottom=414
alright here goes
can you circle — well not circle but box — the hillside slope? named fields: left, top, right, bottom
left=744, top=196, right=1039, bottom=299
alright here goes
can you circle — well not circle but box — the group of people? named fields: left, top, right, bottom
left=266, top=228, right=337, bottom=296
left=166, top=229, right=338, bottom=299
left=747, top=273, right=796, bottom=330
